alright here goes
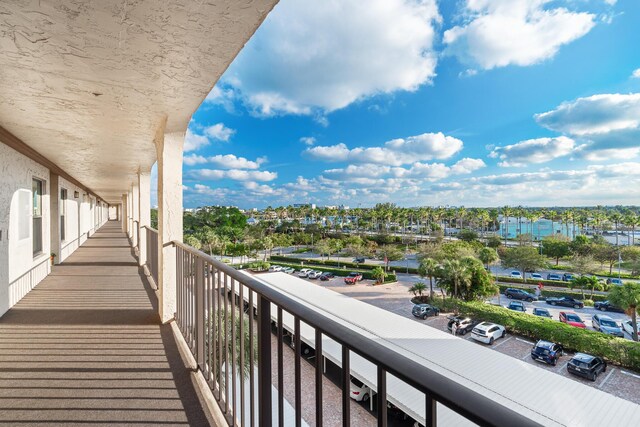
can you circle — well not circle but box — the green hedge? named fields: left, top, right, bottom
left=268, top=261, right=397, bottom=283
left=495, top=276, right=574, bottom=288
left=438, top=300, right=640, bottom=371
left=270, top=254, right=420, bottom=275
left=497, top=284, right=607, bottom=302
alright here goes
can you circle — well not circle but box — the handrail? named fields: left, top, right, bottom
left=141, top=225, right=158, bottom=233
left=171, top=240, right=541, bottom=427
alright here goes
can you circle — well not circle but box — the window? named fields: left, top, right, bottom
left=32, top=178, right=44, bottom=255
left=60, top=188, right=67, bottom=242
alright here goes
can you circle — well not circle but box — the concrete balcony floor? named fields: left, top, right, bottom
left=0, top=221, right=213, bottom=426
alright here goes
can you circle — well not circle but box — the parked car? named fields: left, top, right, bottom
left=607, top=278, right=623, bottom=286
left=567, top=353, right=606, bottom=381
left=508, top=301, right=526, bottom=312
left=562, top=273, right=574, bottom=282
left=531, top=340, right=564, bottom=366
left=509, top=271, right=523, bottom=279
left=268, top=265, right=283, bottom=272
left=446, top=316, right=477, bottom=335
left=546, top=296, right=584, bottom=309
left=412, top=304, right=440, bottom=320
left=622, top=320, right=636, bottom=337
left=349, top=376, right=371, bottom=402
left=547, top=273, right=562, bottom=281
left=594, top=300, right=625, bottom=313
left=353, top=257, right=365, bottom=264
left=592, top=314, right=624, bottom=337
left=297, top=268, right=312, bottom=278
left=471, top=322, right=506, bottom=345
left=530, top=273, right=543, bottom=280
left=504, top=288, right=537, bottom=302
left=344, top=272, right=363, bottom=284
left=282, top=267, right=295, bottom=274
left=533, top=308, right=553, bottom=318
left=559, top=311, right=586, bottom=328
left=307, top=270, right=323, bottom=279
left=319, top=272, right=335, bottom=281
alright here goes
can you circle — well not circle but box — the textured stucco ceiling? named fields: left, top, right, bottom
left=0, top=0, right=277, bottom=204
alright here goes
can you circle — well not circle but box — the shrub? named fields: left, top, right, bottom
left=267, top=261, right=397, bottom=283
left=583, top=299, right=594, bottom=307
left=432, top=300, right=640, bottom=371
left=496, top=284, right=607, bottom=302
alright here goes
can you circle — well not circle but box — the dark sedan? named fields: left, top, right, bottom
left=319, top=272, right=335, bottom=281
left=531, top=340, right=563, bottom=366
left=594, top=300, right=625, bottom=313
left=446, top=316, right=478, bottom=335
left=533, top=308, right=552, bottom=318
left=546, top=296, right=584, bottom=309
left=567, top=353, right=606, bottom=381
left=504, top=288, right=537, bottom=302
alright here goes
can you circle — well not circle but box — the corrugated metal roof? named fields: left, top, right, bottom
left=244, top=272, right=640, bottom=427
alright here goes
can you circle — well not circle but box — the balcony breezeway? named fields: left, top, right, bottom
left=0, top=220, right=213, bottom=426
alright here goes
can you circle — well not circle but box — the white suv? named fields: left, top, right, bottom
left=307, top=271, right=322, bottom=279
left=471, top=322, right=506, bottom=345
left=268, top=265, right=283, bottom=272
left=297, top=268, right=312, bottom=278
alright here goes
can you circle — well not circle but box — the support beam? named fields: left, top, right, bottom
left=156, top=129, right=184, bottom=323
left=121, top=194, right=128, bottom=234
left=138, top=172, right=151, bottom=267
left=49, top=174, right=61, bottom=265
left=131, top=182, right=140, bottom=248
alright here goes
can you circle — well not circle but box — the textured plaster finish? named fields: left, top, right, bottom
left=157, top=131, right=184, bottom=323
left=0, top=0, right=278, bottom=204
left=131, top=182, right=139, bottom=247
left=0, top=141, right=51, bottom=317
left=138, top=172, right=150, bottom=266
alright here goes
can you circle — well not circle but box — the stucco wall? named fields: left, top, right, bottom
left=58, top=176, right=83, bottom=262
left=0, top=142, right=51, bottom=317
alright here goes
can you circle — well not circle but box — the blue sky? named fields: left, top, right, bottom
left=173, top=0, right=640, bottom=209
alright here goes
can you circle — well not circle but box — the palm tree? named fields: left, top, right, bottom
left=502, top=206, right=512, bottom=246
left=408, top=282, right=427, bottom=302
left=442, top=259, right=472, bottom=300
left=608, top=282, right=640, bottom=341
left=418, top=258, right=439, bottom=299
left=610, top=211, right=623, bottom=246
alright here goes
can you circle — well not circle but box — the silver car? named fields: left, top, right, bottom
left=592, top=314, right=624, bottom=337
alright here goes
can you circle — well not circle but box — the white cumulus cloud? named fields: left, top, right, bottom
left=183, top=154, right=267, bottom=169
left=183, top=129, right=210, bottom=152
left=299, top=137, right=316, bottom=146
left=489, top=136, right=576, bottom=167
left=632, top=68, right=640, bottom=79
left=305, top=132, right=463, bottom=166
left=188, top=169, right=277, bottom=182
left=535, top=93, right=640, bottom=135
left=443, top=0, right=595, bottom=70
left=217, top=0, right=441, bottom=116
left=204, top=123, right=235, bottom=142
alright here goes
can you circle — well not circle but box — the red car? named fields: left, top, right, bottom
left=344, top=272, right=363, bottom=284
left=559, top=311, right=586, bottom=328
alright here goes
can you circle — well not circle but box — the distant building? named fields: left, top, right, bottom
left=246, top=217, right=259, bottom=226
left=293, top=203, right=316, bottom=210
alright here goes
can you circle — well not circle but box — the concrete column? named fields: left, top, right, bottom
left=49, top=174, right=61, bottom=265
left=138, top=172, right=151, bottom=267
left=131, top=182, right=140, bottom=248
left=121, top=194, right=128, bottom=233
left=127, top=190, right=133, bottom=239
left=156, top=130, right=184, bottom=323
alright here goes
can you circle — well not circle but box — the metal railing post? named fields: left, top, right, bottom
left=195, top=257, right=205, bottom=369
left=257, top=295, right=272, bottom=427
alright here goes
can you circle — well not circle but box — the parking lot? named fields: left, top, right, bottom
left=297, top=274, right=640, bottom=406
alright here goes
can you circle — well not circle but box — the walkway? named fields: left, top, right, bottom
left=0, top=221, right=213, bottom=426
